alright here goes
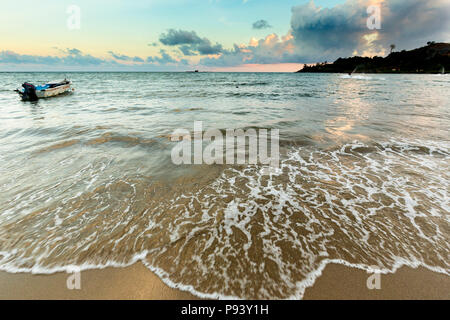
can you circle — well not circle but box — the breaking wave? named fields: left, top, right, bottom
left=0, top=139, right=448, bottom=299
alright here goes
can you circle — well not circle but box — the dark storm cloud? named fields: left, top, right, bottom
left=290, top=0, right=450, bottom=62
left=377, top=0, right=450, bottom=49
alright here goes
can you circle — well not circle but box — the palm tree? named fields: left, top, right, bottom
left=390, top=44, right=396, bottom=53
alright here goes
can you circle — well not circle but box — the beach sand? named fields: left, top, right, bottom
left=0, top=263, right=448, bottom=300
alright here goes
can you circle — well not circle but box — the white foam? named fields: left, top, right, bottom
left=0, top=138, right=448, bottom=299
left=340, top=74, right=381, bottom=80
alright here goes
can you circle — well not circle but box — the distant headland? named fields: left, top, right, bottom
left=297, top=42, right=449, bottom=74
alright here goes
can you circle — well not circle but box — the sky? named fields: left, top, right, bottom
left=0, top=0, right=449, bottom=71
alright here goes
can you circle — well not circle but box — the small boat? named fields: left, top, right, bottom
left=15, top=79, right=73, bottom=101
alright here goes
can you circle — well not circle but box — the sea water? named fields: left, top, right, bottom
left=0, top=72, right=448, bottom=299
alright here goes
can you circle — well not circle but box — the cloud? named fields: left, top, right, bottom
left=146, top=49, right=188, bottom=65
left=290, top=0, right=450, bottom=62
left=196, top=41, right=223, bottom=55
left=66, top=48, right=82, bottom=56
left=159, top=29, right=203, bottom=46
left=377, top=0, right=450, bottom=48
left=159, top=29, right=223, bottom=56
left=0, top=48, right=106, bottom=66
left=2, top=0, right=449, bottom=70
left=200, top=33, right=299, bottom=67
left=252, top=20, right=272, bottom=30
left=0, top=51, right=62, bottom=65
left=0, top=48, right=188, bottom=71
left=203, top=0, right=450, bottom=67
left=108, top=51, right=144, bottom=63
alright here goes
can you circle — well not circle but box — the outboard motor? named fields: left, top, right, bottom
left=21, top=82, right=38, bottom=101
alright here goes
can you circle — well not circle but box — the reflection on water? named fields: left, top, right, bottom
left=324, top=78, right=374, bottom=143
left=0, top=72, right=449, bottom=299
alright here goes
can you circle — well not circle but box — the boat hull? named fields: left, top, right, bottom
left=36, top=83, right=73, bottom=98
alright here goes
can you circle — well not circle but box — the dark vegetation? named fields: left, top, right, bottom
left=297, top=42, right=449, bottom=74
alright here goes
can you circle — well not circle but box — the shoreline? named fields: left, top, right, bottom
left=0, top=262, right=448, bottom=300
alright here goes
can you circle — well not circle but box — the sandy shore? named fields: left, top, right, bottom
left=0, top=262, right=448, bottom=300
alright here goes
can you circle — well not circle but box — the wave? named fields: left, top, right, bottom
left=85, top=133, right=157, bottom=147
left=35, top=139, right=80, bottom=154
left=0, top=139, right=448, bottom=299
left=233, top=82, right=271, bottom=87
left=340, top=74, right=386, bottom=80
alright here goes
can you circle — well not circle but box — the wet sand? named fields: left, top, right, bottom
left=0, top=263, right=448, bottom=300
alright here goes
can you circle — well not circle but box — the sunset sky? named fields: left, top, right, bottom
left=0, top=0, right=448, bottom=71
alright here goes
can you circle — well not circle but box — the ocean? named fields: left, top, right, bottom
left=0, top=72, right=448, bottom=299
